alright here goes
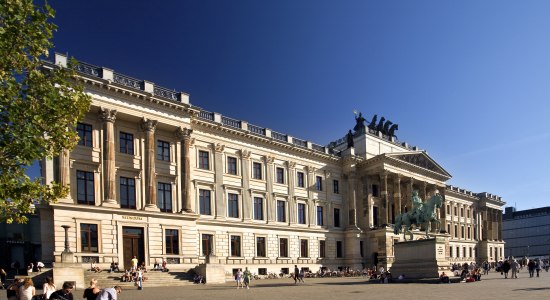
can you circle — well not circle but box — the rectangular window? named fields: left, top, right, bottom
left=454, top=225, right=458, bottom=238
left=119, top=132, right=134, bottom=154
left=230, top=235, right=241, bottom=257
left=80, top=223, right=98, bottom=253
left=300, top=239, right=308, bottom=257
left=77, top=122, right=92, bottom=147
left=277, top=200, right=286, bottom=222
left=446, top=205, right=450, bottom=214
left=199, top=189, right=211, bottom=215
left=227, top=157, right=237, bottom=175
left=165, top=229, right=179, bottom=255
left=333, top=180, right=339, bottom=194
left=157, top=140, right=170, bottom=161
left=316, top=206, right=323, bottom=226
left=461, top=207, right=464, bottom=217
left=372, top=184, right=379, bottom=197
left=253, top=197, right=264, bottom=220
left=77, top=170, right=95, bottom=205
left=119, top=177, right=136, bottom=209
left=461, top=226, right=465, bottom=238
left=298, top=203, right=306, bottom=224
left=336, top=241, right=343, bottom=258
left=454, top=206, right=457, bottom=216
left=463, top=247, right=466, bottom=258
left=297, top=172, right=305, bottom=188
left=467, top=226, right=471, bottom=239
left=256, top=237, right=266, bottom=257
left=202, top=234, right=213, bottom=256
left=334, top=208, right=340, bottom=227
left=360, top=241, right=364, bottom=257
left=450, top=247, right=453, bottom=257
left=469, top=247, right=473, bottom=258
left=373, top=206, right=379, bottom=226
left=157, top=182, right=172, bottom=212
left=252, top=162, right=262, bottom=179
left=316, top=176, right=323, bottom=191
left=319, top=240, right=326, bottom=258
left=228, top=193, right=239, bottom=218
left=276, top=167, right=285, bottom=184
left=198, top=150, right=210, bottom=170
left=279, top=238, right=288, bottom=257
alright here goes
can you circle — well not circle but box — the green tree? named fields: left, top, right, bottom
left=0, top=0, right=91, bottom=223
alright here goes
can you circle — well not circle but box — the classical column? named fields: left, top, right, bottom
left=498, top=210, right=503, bottom=241
left=99, top=108, right=118, bottom=207
left=347, top=171, right=358, bottom=228
left=287, top=162, right=296, bottom=225
left=141, top=118, right=159, bottom=211
left=265, top=156, right=275, bottom=222
left=213, top=143, right=225, bottom=219
left=380, top=172, right=388, bottom=225
left=241, top=150, right=251, bottom=220
left=58, top=149, right=71, bottom=203
left=175, top=127, right=193, bottom=213
left=395, top=175, right=402, bottom=215
left=407, top=177, right=414, bottom=213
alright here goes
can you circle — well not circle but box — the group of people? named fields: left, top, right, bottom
left=497, top=257, right=545, bottom=279
left=5, top=276, right=121, bottom=300
left=234, top=267, right=253, bottom=289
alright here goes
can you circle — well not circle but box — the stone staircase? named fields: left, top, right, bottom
left=84, top=270, right=196, bottom=288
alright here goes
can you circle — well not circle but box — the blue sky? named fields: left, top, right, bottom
left=41, top=0, right=550, bottom=210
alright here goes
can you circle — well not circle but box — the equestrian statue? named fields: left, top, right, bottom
left=393, top=191, right=444, bottom=241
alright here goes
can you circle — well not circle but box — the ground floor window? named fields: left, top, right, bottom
left=230, top=235, right=241, bottom=257
left=202, top=234, right=213, bottom=256
left=80, top=223, right=98, bottom=253
left=279, top=238, right=288, bottom=257
left=165, top=229, right=179, bottom=255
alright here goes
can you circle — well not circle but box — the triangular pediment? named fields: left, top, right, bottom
left=386, top=151, right=452, bottom=179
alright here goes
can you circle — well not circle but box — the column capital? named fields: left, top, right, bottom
left=98, top=107, right=117, bottom=123
left=264, top=156, right=275, bottom=164
left=141, top=118, right=158, bottom=132
left=241, top=149, right=251, bottom=159
left=287, top=161, right=296, bottom=169
left=213, top=143, right=225, bottom=153
left=175, top=127, right=193, bottom=140
left=307, top=165, right=316, bottom=173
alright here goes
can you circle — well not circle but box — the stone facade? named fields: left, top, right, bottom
left=36, top=54, right=506, bottom=276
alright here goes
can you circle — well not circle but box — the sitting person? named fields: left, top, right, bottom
left=121, top=270, right=132, bottom=282
left=440, top=272, right=450, bottom=283
left=139, top=262, right=147, bottom=272
left=193, top=274, right=204, bottom=284
left=91, top=262, right=101, bottom=273
left=36, top=261, right=45, bottom=272
left=153, top=260, right=160, bottom=271
left=109, top=262, right=115, bottom=273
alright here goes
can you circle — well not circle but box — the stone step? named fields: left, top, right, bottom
left=84, top=270, right=196, bottom=287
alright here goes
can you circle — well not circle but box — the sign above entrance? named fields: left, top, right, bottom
left=122, top=215, right=143, bottom=221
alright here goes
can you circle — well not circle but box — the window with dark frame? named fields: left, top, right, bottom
left=333, top=180, right=339, bottom=194
left=80, top=223, right=98, bottom=253
left=256, top=237, right=266, bottom=257
left=157, top=140, right=170, bottom=161
left=276, top=167, right=285, bottom=184
left=252, top=162, right=262, bottom=179
left=319, top=240, right=326, bottom=258
left=199, top=189, right=211, bottom=215
left=316, top=176, right=323, bottom=191
left=372, top=184, right=379, bottom=197
left=77, top=170, right=95, bottom=205
left=277, top=200, right=286, bottom=222
left=298, top=203, right=306, bottom=224
left=120, top=177, right=136, bottom=209
left=119, top=132, right=134, bottom=154
left=198, top=150, right=210, bottom=170
left=334, top=208, right=340, bottom=227
left=297, top=172, right=305, bottom=187
left=201, top=234, right=213, bottom=256
left=316, top=206, right=323, bottom=226
left=77, top=122, right=92, bottom=147
left=300, top=239, right=308, bottom=257
left=228, top=193, right=239, bottom=218
left=165, top=229, right=179, bottom=255
left=157, top=182, right=172, bottom=212
left=336, top=241, right=343, bottom=258
left=230, top=235, right=241, bottom=257
left=227, top=157, right=237, bottom=175
left=253, top=197, right=263, bottom=220
left=279, top=238, right=288, bottom=257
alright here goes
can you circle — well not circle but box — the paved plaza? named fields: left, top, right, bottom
left=112, top=270, right=548, bottom=300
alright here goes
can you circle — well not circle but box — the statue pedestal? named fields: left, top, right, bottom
left=195, top=255, right=226, bottom=284
left=53, top=262, right=85, bottom=289
left=390, top=236, right=450, bottom=279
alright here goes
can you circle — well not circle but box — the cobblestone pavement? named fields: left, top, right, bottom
left=12, top=270, right=549, bottom=300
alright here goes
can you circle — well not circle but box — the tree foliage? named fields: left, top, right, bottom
left=0, top=0, right=91, bottom=223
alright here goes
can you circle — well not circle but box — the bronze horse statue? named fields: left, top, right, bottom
left=393, top=193, right=444, bottom=241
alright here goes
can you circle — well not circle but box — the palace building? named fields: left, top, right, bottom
left=36, top=53, right=505, bottom=275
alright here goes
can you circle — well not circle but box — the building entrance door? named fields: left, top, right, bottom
left=122, top=227, right=144, bottom=270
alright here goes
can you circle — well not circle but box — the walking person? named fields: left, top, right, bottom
left=96, top=286, right=122, bottom=300
left=535, top=259, right=542, bottom=277
left=49, top=281, right=74, bottom=300
left=235, top=268, right=243, bottom=289
left=298, top=268, right=305, bottom=283
left=83, top=279, right=100, bottom=300
left=131, top=256, right=138, bottom=272
left=137, top=268, right=143, bottom=290
left=501, top=259, right=511, bottom=279
left=43, top=277, right=57, bottom=300
left=243, top=267, right=252, bottom=289
left=528, top=259, right=536, bottom=278
left=18, top=278, right=35, bottom=300
left=293, top=265, right=300, bottom=284
left=510, top=259, right=519, bottom=279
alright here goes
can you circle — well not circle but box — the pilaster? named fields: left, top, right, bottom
left=213, top=143, right=225, bottom=219
left=241, top=150, right=251, bottom=220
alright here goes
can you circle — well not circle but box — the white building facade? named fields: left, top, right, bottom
left=38, top=54, right=505, bottom=275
